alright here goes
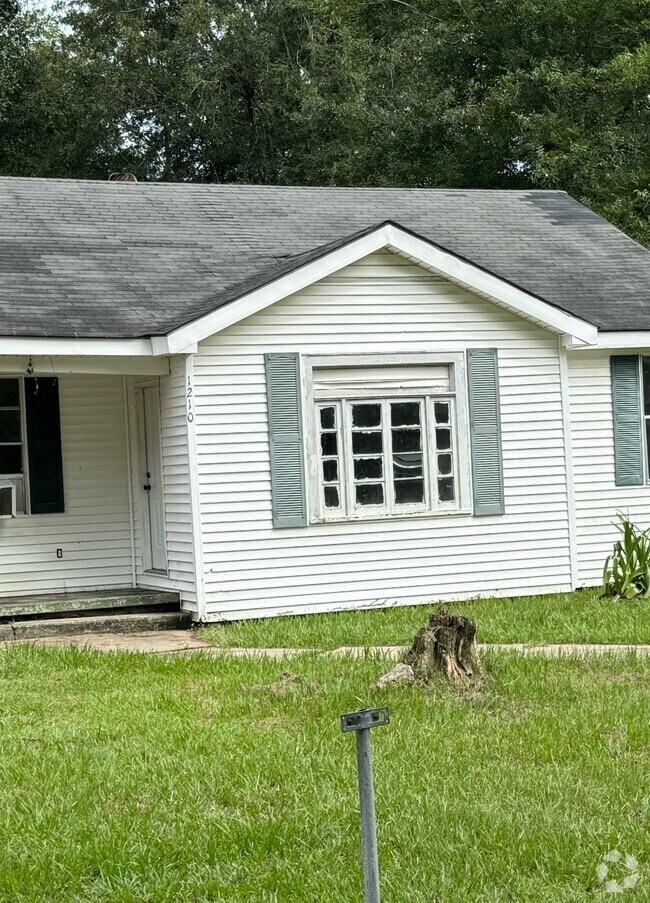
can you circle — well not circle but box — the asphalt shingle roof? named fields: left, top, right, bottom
left=1, top=177, right=649, bottom=338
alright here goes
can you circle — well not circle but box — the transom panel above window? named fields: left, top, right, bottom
left=307, top=355, right=471, bottom=522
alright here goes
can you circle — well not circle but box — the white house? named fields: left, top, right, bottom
left=1, top=178, right=650, bottom=622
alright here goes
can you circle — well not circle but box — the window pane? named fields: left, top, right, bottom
left=643, top=360, right=650, bottom=416
left=392, top=428, right=421, bottom=453
left=320, top=406, right=336, bottom=430
left=435, top=427, right=451, bottom=451
left=352, top=430, right=383, bottom=455
left=0, top=410, right=21, bottom=443
left=324, top=485, right=340, bottom=508
left=321, top=433, right=338, bottom=456
left=434, top=401, right=449, bottom=424
left=390, top=402, right=420, bottom=427
left=437, top=453, right=452, bottom=476
left=0, top=445, right=22, bottom=474
left=395, top=479, right=424, bottom=504
left=0, top=484, right=13, bottom=516
left=352, top=404, right=381, bottom=428
left=438, top=477, right=455, bottom=502
left=322, top=459, right=338, bottom=482
left=0, top=379, right=19, bottom=408
left=393, top=452, right=423, bottom=478
left=354, top=457, right=383, bottom=480
left=356, top=483, right=384, bottom=506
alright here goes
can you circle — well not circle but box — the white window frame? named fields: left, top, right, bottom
left=0, top=377, right=30, bottom=515
left=303, top=353, right=472, bottom=523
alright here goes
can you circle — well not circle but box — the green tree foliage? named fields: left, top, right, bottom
left=0, top=0, right=28, bottom=154
left=0, top=0, right=648, bottom=243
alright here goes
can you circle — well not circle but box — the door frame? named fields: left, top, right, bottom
left=133, top=377, right=168, bottom=574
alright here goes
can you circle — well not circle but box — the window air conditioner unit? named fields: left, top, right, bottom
left=0, top=481, right=17, bottom=518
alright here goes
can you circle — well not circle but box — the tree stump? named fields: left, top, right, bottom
left=404, top=610, right=479, bottom=683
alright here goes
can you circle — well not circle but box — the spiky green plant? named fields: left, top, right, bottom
left=603, top=513, right=650, bottom=600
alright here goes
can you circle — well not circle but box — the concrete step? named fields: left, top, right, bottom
left=0, top=589, right=180, bottom=619
left=0, top=610, right=191, bottom=641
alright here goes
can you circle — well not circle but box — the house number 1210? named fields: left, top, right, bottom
left=186, top=375, right=194, bottom=423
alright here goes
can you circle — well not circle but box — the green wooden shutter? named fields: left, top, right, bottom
left=265, top=353, right=307, bottom=528
left=611, top=355, right=644, bottom=486
left=25, top=377, right=65, bottom=514
left=467, top=349, right=504, bottom=516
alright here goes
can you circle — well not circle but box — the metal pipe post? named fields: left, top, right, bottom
left=355, top=726, right=381, bottom=903
left=340, top=707, right=390, bottom=903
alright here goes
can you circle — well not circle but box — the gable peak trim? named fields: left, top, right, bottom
left=165, top=222, right=598, bottom=351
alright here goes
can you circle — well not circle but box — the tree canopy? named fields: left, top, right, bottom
left=1, top=0, right=648, bottom=243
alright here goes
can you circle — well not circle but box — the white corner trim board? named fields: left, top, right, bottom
left=184, top=354, right=207, bottom=620
left=557, top=337, right=579, bottom=589
left=166, top=223, right=599, bottom=350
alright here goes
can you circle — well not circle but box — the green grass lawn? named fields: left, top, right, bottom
left=0, top=644, right=648, bottom=901
left=201, top=589, right=650, bottom=650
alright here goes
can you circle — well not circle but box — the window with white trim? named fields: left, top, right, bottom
left=0, top=375, right=65, bottom=516
left=310, top=360, right=467, bottom=520
left=0, top=378, right=27, bottom=513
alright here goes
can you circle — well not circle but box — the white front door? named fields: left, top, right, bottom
left=138, top=383, right=167, bottom=572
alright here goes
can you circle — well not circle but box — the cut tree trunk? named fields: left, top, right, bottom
left=405, top=610, right=479, bottom=683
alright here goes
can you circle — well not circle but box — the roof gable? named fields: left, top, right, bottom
left=165, top=223, right=597, bottom=350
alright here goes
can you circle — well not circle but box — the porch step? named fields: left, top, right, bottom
left=0, top=610, right=191, bottom=641
left=0, top=589, right=180, bottom=620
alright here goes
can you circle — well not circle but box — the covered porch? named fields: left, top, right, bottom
left=0, top=352, right=197, bottom=617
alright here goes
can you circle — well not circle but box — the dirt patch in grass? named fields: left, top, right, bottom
left=240, top=670, right=319, bottom=697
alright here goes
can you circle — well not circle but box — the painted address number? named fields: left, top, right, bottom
left=186, top=375, right=194, bottom=423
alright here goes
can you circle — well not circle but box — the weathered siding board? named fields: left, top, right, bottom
left=130, top=359, right=197, bottom=610
left=0, top=374, right=133, bottom=596
left=194, top=251, right=572, bottom=620
left=569, top=351, right=650, bottom=584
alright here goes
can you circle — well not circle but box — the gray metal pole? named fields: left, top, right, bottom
left=355, top=727, right=381, bottom=903
left=340, top=707, right=390, bottom=903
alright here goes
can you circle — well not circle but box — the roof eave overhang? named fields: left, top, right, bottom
left=0, top=223, right=599, bottom=355
left=0, top=336, right=159, bottom=356
left=0, top=335, right=199, bottom=357
left=569, top=331, right=650, bottom=351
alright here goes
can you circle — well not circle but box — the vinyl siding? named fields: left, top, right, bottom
left=130, top=361, right=197, bottom=610
left=569, top=350, right=650, bottom=584
left=194, top=250, right=572, bottom=620
left=0, top=374, right=133, bottom=596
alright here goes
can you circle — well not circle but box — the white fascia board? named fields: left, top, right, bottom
left=166, top=228, right=391, bottom=351
left=0, top=336, right=157, bottom=356
left=575, top=331, right=650, bottom=350
left=0, top=355, right=170, bottom=376
left=385, top=226, right=598, bottom=345
left=166, top=223, right=598, bottom=350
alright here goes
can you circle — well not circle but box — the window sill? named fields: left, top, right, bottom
left=1, top=511, right=66, bottom=519
left=310, top=506, right=473, bottom=525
